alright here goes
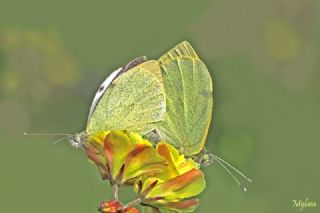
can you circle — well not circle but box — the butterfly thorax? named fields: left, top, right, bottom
left=68, top=131, right=88, bottom=149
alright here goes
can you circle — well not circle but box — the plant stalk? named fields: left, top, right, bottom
left=123, top=197, right=142, bottom=209
left=113, top=184, right=119, bottom=201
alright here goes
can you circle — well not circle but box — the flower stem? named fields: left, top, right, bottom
left=113, top=184, right=119, bottom=201
left=123, top=197, right=142, bottom=209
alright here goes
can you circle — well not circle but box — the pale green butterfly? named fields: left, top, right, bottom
left=25, top=56, right=166, bottom=148
left=153, top=41, right=213, bottom=159
left=71, top=41, right=213, bottom=161
left=152, top=42, right=251, bottom=190
left=70, top=56, right=166, bottom=148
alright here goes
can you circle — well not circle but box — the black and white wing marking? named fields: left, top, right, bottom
left=87, top=56, right=148, bottom=123
left=87, top=67, right=122, bottom=122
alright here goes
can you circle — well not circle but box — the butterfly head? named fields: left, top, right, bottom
left=68, top=132, right=87, bottom=149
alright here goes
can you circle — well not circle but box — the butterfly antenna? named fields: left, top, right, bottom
left=53, top=136, right=70, bottom=144
left=214, top=155, right=252, bottom=183
left=213, top=156, right=248, bottom=192
left=24, top=132, right=73, bottom=145
left=24, top=132, right=73, bottom=136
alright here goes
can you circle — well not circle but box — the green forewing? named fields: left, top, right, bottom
left=156, top=41, right=213, bottom=156
left=86, top=60, right=165, bottom=136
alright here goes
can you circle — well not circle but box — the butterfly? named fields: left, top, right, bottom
left=68, top=42, right=213, bottom=163
left=69, top=56, right=166, bottom=149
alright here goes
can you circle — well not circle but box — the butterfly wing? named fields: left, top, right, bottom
left=156, top=41, right=213, bottom=156
left=87, top=56, right=149, bottom=122
left=87, top=67, right=122, bottom=122
left=86, top=59, right=165, bottom=136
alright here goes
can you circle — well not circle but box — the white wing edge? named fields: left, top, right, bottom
left=87, top=67, right=122, bottom=123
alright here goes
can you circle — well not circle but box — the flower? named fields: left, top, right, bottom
left=85, top=131, right=206, bottom=212
left=135, top=142, right=206, bottom=212
left=85, top=130, right=168, bottom=185
left=98, top=200, right=139, bottom=213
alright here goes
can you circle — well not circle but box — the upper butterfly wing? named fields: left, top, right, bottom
left=86, top=60, right=165, bottom=136
left=87, top=56, right=148, bottom=122
left=156, top=41, right=213, bottom=156
left=87, top=67, right=123, bottom=122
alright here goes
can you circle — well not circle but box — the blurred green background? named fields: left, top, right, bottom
left=0, top=0, right=319, bottom=212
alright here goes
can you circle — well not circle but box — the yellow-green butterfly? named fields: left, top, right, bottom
left=69, top=57, right=166, bottom=148
left=152, top=42, right=251, bottom=190
left=69, top=41, right=213, bottom=162
left=154, top=42, right=213, bottom=159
